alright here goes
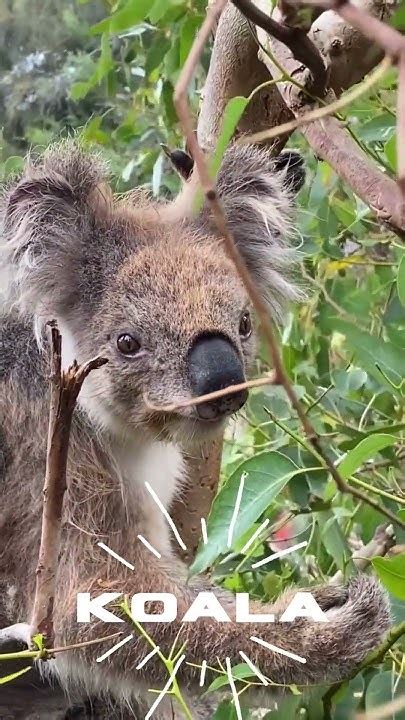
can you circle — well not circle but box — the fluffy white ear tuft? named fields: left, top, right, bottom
left=0, top=139, right=109, bottom=318
left=199, top=144, right=306, bottom=320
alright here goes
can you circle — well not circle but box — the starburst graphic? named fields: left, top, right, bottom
left=94, top=478, right=310, bottom=716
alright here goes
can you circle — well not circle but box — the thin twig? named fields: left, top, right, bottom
left=173, top=4, right=405, bottom=532
left=29, top=323, right=107, bottom=648
left=144, top=373, right=276, bottom=413
left=356, top=696, right=405, bottom=720
left=240, top=56, right=391, bottom=145
left=330, top=523, right=395, bottom=584
left=0, top=632, right=123, bottom=663
left=231, top=0, right=327, bottom=95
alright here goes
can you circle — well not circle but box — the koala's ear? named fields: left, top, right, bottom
left=272, top=150, right=306, bottom=194
left=1, top=140, right=111, bottom=317
left=161, top=144, right=194, bottom=180
left=198, top=144, right=305, bottom=318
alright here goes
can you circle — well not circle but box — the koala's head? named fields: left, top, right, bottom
left=1, top=140, right=304, bottom=444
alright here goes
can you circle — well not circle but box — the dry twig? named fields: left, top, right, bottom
left=173, top=0, right=405, bottom=532
left=144, top=373, right=276, bottom=413
left=29, top=323, right=107, bottom=647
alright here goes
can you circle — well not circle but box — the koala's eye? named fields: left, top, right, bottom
left=239, top=311, right=252, bottom=339
left=117, top=333, right=141, bottom=356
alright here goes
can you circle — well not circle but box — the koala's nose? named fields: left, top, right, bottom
left=188, top=334, right=248, bottom=421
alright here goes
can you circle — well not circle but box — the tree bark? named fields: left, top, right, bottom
left=197, top=2, right=292, bottom=153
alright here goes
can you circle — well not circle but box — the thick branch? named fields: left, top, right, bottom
left=303, top=114, right=405, bottom=234
left=29, top=324, right=107, bottom=647
left=197, top=2, right=292, bottom=153
left=231, top=0, right=327, bottom=95
left=251, top=0, right=405, bottom=235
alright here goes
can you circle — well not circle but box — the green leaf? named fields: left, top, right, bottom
left=210, top=96, right=249, bottom=177
left=70, top=82, right=91, bottom=100
left=333, top=320, right=405, bottom=396
left=397, top=254, right=405, bottom=308
left=3, top=155, right=24, bottom=178
left=337, top=434, right=396, bottom=479
left=149, top=0, right=171, bottom=24
left=189, top=452, right=317, bottom=576
left=372, top=554, right=405, bottom=600
left=384, top=133, right=397, bottom=171
left=392, top=2, right=405, bottom=29
left=193, top=96, right=249, bottom=213
left=205, top=663, right=254, bottom=693
left=365, top=671, right=405, bottom=719
left=0, top=666, right=32, bottom=685
left=94, top=34, right=114, bottom=83
left=317, top=511, right=352, bottom=572
left=179, top=16, right=200, bottom=67
left=356, top=113, right=396, bottom=142
left=145, top=36, right=171, bottom=76
left=92, top=0, right=155, bottom=35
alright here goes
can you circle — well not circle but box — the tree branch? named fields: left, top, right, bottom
left=231, top=0, right=328, bottom=95
left=29, top=323, right=107, bottom=647
left=330, top=523, right=396, bottom=584
left=197, top=3, right=292, bottom=153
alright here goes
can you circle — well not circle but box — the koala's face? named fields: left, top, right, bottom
left=81, top=234, right=255, bottom=443
left=2, top=140, right=304, bottom=444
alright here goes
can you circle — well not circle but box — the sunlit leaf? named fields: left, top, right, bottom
left=92, top=0, right=155, bottom=34
left=372, top=553, right=405, bottom=600
left=189, top=452, right=320, bottom=576
left=337, top=434, right=397, bottom=479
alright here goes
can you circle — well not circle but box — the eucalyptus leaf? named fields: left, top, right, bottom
left=372, top=554, right=405, bottom=600
left=337, top=433, right=396, bottom=479
left=189, top=452, right=319, bottom=576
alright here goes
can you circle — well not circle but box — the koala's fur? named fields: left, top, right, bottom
left=0, top=141, right=389, bottom=718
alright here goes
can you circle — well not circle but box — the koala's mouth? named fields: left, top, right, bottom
left=145, top=409, right=227, bottom=445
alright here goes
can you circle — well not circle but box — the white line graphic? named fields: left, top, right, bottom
left=96, top=634, right=133, bottom=663
left=199, top=659, right=207, bottom=687
left=97, top=542, right=135, bottom=570
left=136, top=646, right=160, bottom=670
left=145, top=654, right=186, bottom=719
left=200, top=518, right=208, bottom=545
left=138, top=534, right=162, bottom=559
left=251, top=540, right=308, bottom=569
left=145, top=482, right=187, bottom=551
left=239, top=518, right=270, bottom=555
left=239, top=651, right=269, bottom=686
left=251, top=636, right=307, bottom=664
left=225, top=657, right=242, bottom=720
left=227, top=473, right=246, bottom=548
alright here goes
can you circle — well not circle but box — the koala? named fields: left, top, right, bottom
left=0, top=140, right=389, bottom=718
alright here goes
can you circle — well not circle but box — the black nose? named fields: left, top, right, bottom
left=188, top=334, right=248, bottom=421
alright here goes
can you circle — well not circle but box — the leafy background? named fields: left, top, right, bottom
left=0, top=1, right=404, bottom=718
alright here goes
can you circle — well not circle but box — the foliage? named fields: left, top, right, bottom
left=0, top=0, right=404, bottom=718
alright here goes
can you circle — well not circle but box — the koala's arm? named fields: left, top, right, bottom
left=54, top=545, right=389, bottom=693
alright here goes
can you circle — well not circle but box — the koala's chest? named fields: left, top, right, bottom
left=112, top=438, right=185, bottom=553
